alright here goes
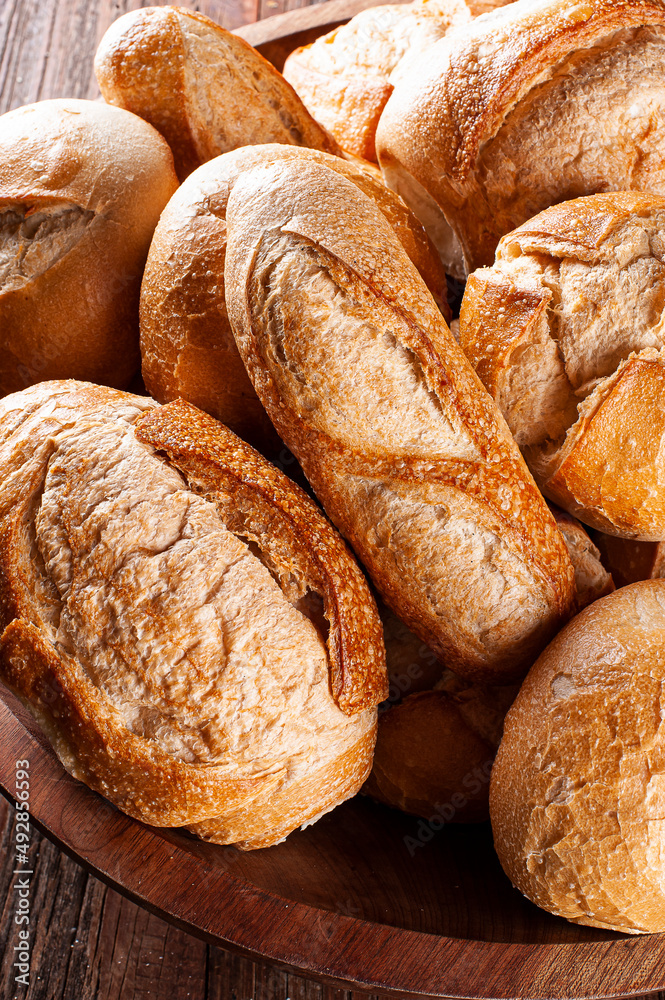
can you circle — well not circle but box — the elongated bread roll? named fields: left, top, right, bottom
left=140, top=143, right=448, bottom=450
left=95, top=6, right=340, bottom=180
left=460, top=192, right=665, bottom=539
left=223, top=158, right=576, bottom=684
left=491, top=581, right=665, bottom=934
left=282, top=0, right=470, bottom=162
left=376, top=0, right=665, bottom=277
left=593, top=533, right=665, bottom=588
left=0, top=99, right=178, bottom=397
left=0, top=381, right=386, bottom=849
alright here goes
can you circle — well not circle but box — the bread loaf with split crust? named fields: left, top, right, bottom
left=140, top=143, right=448, bottom=449
left=0, top=381, right=386, bottom=849
left=222, top=157, right=576, bottom=685
left=460, top=192, right=665, bottom=539
left=0, top=99, right=178, bottom=397
left=95, top=6, right=341, bottom=181
left=375, top=0, right=665, bottom=277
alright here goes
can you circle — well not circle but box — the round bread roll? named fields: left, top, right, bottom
left=460, top=191, right=665, bottom=539
left=490, top=581, right=665, bottom=934
left=0, top=99, right=178, bottom=397
left=0, top=381, right=387, bottom=850
left=140, top=143, right=449, bottom=451
left=95, top=6, right=340, bottom=181
left=375, top=0, right=665, bottom=278
left=282, top=0, right=471, bottom=162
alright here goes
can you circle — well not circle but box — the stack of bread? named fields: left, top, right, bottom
left=2, top=0, right=665, bottom=936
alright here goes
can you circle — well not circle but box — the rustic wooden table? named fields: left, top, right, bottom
left=2, top=2, right=665, bottom=999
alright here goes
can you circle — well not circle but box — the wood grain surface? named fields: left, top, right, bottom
left=2, top=2, right=665, bottom=999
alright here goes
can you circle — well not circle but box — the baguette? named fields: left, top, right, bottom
left=223, top=157, right=576, bottom=684
left=375, top=0, right=665, bottom=277
left=140, top=143, right=448, bottom=449
left=460, top=192, right=665, bottom=539
left=0, top=381, right=386, bottom=849
left=0, top=99, right=178, bottom=396
left=95, top=6, right=341, bottom=181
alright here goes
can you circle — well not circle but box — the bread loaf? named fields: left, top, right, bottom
left=0, top=99, right=178, bottom=397
left=490, top=581, right=665, bottom=934
left=460, top=192, right=665, bottom=539
left=375, top=0, right=665, bottom=277
left=95, top=6, right=340, bottom=181
left=282, top=0, right=470, bottom=162
left=222, top=156, right=576, bottom=684
left=140, top=143, right=448, bottom=450
left=0, top=381, right=386, bottom=849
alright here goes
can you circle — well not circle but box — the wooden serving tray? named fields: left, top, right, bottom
left=1, top=2, right=665, bottom=997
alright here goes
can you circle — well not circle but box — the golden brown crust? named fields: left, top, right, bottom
left=490, top=581, right=665, bottom=934
left=376, top=0, right=665, bottom=274
left=0, top=381, right=385, bottom=848
left=135, top=399, right=387, bottom=714
left=140, top=143, right=449, bottom=450
left=0, top=99, right=178, bottom=397
left=283, top=0, right=470, bottom=162
left=460, top=192, right=665, bottom=539
left=363, top=690, right=497, bottom=822
left=223, top=157, right=576, bottom=684
left=95, top=6, right=341, bottom=181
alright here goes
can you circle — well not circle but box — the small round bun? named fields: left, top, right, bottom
left=0, top=99, right=178, bottom=396
left=490, top=581, right=665, bottom=934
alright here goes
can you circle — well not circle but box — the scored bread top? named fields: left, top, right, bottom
left=375, top=0, right=665, bottom=275
left=140, top=143, right=448, bottom=449
left=95, top=6, right=341, bottom=180
left=460, top=191, right=665, bottom=539
left=0, top=382, right=385, bottom=848
left=223, top=157, right=576, bottom=684
left=0, top=99, right=178, bottom=395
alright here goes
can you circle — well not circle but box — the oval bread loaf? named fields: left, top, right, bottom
left=0, top=381, right=387, bottom=849
left=460, top=192, right=665, bottom=539
left=0, top=99, right=178, bottom=397
left=140, top=143, right=448, bottom=449
left=375, top=0, right=665, bottom=277
left=490, top=581, right=665, bottom=934
left=222, top=156, right=576, bottom=684
left=95, top=6, right=341, bottom=181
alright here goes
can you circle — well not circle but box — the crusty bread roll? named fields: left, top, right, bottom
left=364, top=683, right=514, bottom=823
left=0, top=99, right=178, bottom=397
left=222, top=156, right=576, bottom=684
left=0, top=381, right=387, bottom=850
left=460, top=192, right=665, bottom=539
left=594, top=533, right=665, bottom=589
left=140, top=143, right=448, bottom=449
left=490, top=581, right=665, bottom=934
left=282, top=0, right=470, bottom=162
left=95, top=6, right=340, bottom=181
left=375, top=0, right=665, bottom=277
